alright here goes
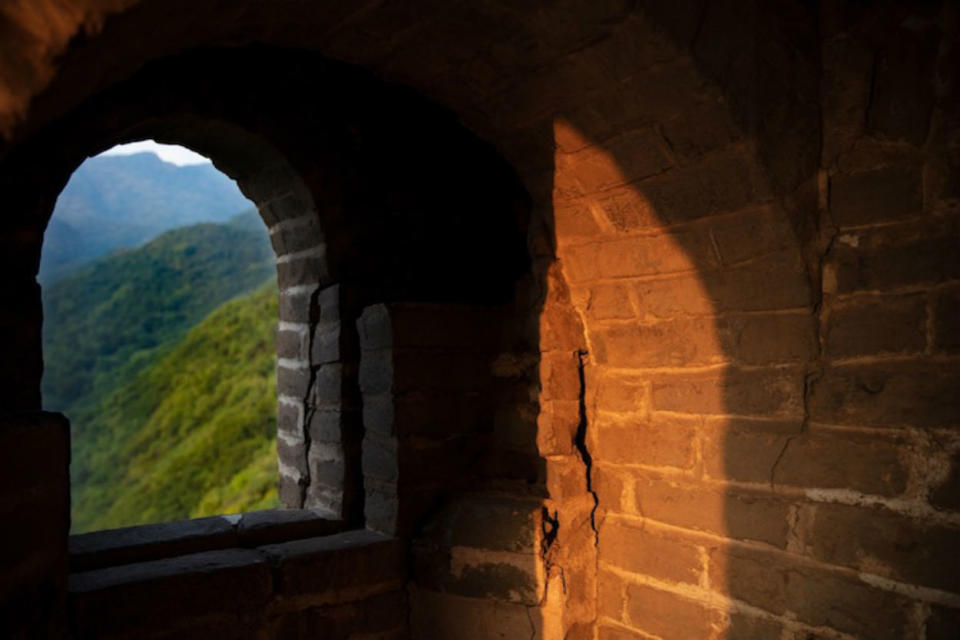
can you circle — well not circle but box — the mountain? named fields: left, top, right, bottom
left=39, top=152, right=254, bottom=283
left=42, top=211, right=275, bottom=415
left=69, top=283, right=280, bottom=532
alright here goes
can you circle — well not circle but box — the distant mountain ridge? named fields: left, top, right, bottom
left=40, top=152, right=254, bottom=283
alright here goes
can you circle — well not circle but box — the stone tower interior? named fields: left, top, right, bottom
left=1, top=1, right=958, bottom=638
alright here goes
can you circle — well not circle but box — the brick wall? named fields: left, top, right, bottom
left=0, top=2, right=956, bottom=639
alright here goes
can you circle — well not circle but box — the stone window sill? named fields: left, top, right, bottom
left=68, top=508, right=344, bottom=572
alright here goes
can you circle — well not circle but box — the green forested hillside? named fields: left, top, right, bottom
left=42, top=211, right=273, bottom=414
left=41, top=210, right=283, bottom=533
left=70, top=284, right=280, bottom=532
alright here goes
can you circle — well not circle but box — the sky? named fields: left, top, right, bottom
left=99, top=140, right=212, bottom=166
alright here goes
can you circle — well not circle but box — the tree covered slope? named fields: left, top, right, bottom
left=69, top=283, right=281, bottom=532
left=42, top=211, right=274, bottom=414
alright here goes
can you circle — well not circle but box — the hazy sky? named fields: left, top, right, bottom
left=100, top=140, right=211, bottom=166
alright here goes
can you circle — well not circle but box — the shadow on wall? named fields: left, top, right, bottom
left=532, top=2, right=960, bottom=639
left=0, top=1, right=958, bottom=638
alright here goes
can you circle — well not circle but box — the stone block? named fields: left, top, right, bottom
left=276, top=253, right=329, bottom=287
left=553, top=201, right=605, bottom=240
left=413, top=544, right=538, bottom=605
left=591, top=414, right=696, bottom=469
left=703, top=426, right=909, bottom=497
left=277, top=363, right=311, bottom=399
left=69, top=549, right=272, bottom=635
left=561, top=128, right=672, bottom=195
left=68, top=516, right=237, bottom=573
left=279, top=288, right=316, bottom=323
left=707, top=544, right=787, bottom=614
left=651, top=366, right=805, bottom=418
left=580, top=282, right=635, bottom=321
left=563, top=228, right=715, bottom=283
left=707, top=204, right=794, bottom=265
left=784, top=562, right=912, bottom=639
left=929, top=450, right=960, bottom=511
left=260, top=530, right=404, bottom=600
left=808, top=502, right=960, bottom=593
left=277, top=325, right=309, bottom=360
left=448, top=495, right=539, bottom=554
left=809, top=360, right=960, bottom=429
left=631, top=471, right=790, bottom=547
left=826, top=293, right=926, bottom=357
left=625, top=583, right=723, bottom=640
left=635, top=150, right=772, bottom=224
left=831, top=216, right=960, bottom=293
left=600, top=519, right=703, bottom=585
left=830, top=165, right=923, bottom=227
left=268, top=213, right=323, bottom=256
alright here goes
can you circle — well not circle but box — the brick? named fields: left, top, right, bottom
left=631, top=472, right=790, bottom=547
left=708, top=545, right=787, bottom=614
left=278, top=288, right=316, bottom=323
left=561, top=128, right=671, bottom=195
left=449, top=496, right=538, bottom=554
left=699, top=250, right=812, bottom=312
left=592, top=316, right=720, bottom=368
left=597, top=569, right=626, bottom=621
left=69, top=549, right=272, bottom=635
left=652, top=366, right=804, bottom=418
left=410, top=588, right=540, bottom=640
left=785, top=564, right=912, bottom=640
left=808, top=502, right=960, bottom=592
left=831, top=216, right=960, bottom=293
left=704, top=426, right=908, bottom=497
left=826, top=293, right=926, bottom=357
left=277, top=253, right=329, bottom=287
left=554, top=202, right=604, bottom=240
left=593, top=374, right=647, bottom=414
left=592, top=186, right=661, bottom=230
left=540, top=350, right=581, bottom=400
left=593, top=464, right=627, bottom=514
left=810, top=360, right=960, bottom=428
left=600, top=519, right=703, bottom=585
left=277, top=326, right=309, bottom=359
left=277, top=363, right=311, bottom=398
left=592, top=414, right=696, bottom=469
left=413, top=546, right=538, bottom=605
left=594, top=312, right=815, bottom=369
left=625, top=583, right=723, bottom=640
left=716, top=312, right=817, bottom=365
left=269, top=214, right=323, bottom=255
left=635, top=150, right=773, bottom=224
left=830, top=165, right=923, bottom=227
left=582, top=282, right=634, bottom=321
left=707, top=204, right=795, bottom=265
left=260, top=530, right=403, bottom=598
left=933, top=285, right=960, bottom=353
left=930, top=450, right=960, bottom=511
left=563, top=230, right=713, bottom=283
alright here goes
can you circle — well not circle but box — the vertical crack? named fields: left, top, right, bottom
left=298, top=285, right=322, bottom=508
left=573, top=349, right=599, bottom=544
